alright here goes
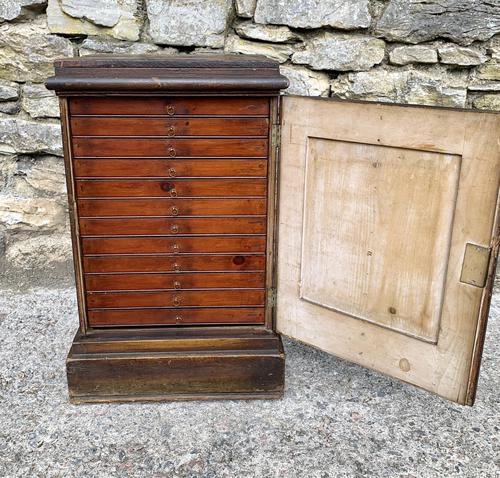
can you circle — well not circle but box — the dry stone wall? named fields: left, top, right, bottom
left=0, top=0, right=499, bottom=284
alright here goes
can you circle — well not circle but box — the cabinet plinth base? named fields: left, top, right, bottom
left=66, top=328, right=285, bottom=403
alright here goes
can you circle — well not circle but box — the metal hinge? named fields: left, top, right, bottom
left=460, top=243, right=491, bottom=288
left=271, top=124, right=281, bottom=147
left=267, top=287, right=277, bottom=307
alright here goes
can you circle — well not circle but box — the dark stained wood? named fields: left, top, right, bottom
left=73, top=159, right=268, bottom=178
left=66, top=329, right=284, bottom=402
left=71, top=117, right=269, bottom=137
left=88, top=307, right=265, bottom=327
left=72, top=137, right=268, bottom=158
left=86, top=289, right=265, bottom=308
left=83, top=254, right=266, bottom=273
left=70, top=97, right=270, bottom=116
left=76, top=179, right=267, bottom=198
left=47, top=55, right=286, bottom=402
left=77, top=198, right=267, bottom=217
left=79, top=217, right=267, bottom=236
left=82, top=236, right=266, bottom=254
left=85, top=271, right=265, bottom=291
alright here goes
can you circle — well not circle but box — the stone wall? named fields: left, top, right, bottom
left=0, top=0, right=499, bottom=285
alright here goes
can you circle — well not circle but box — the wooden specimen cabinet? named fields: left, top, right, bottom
left=46, top=55, right=500, bottom=405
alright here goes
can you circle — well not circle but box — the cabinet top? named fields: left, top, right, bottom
left=46, top=54, right=289, bottom=94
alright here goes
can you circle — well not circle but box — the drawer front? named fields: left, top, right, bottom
left=79, top=217, right=267, bottom=236
left=72, top=138, right=268, bottom=158
left=88, top=307, right=265, bottom=327
left=85, top=272, right=266, bottom=291
left=73, top=159, right=268, bottom=178
left=86, top=290, right=266, bottom=308
left=83, top=254, right=266, bottom=273
left=70, top=97, right=270, bottom=116
left=76, top=179, right=267, bottom=198
left=71, top=117, right=269, bottom=137
left=82, top=236, right=266, bottom=254
left=77, top=198, right=267, bottom=217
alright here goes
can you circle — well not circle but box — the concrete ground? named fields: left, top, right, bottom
left=0, top=287, right=498, bottom=478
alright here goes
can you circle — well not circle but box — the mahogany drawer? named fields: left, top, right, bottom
left=85, top=272, right=266, bottom=291
left=79, top=217, right=267, bottom=236
left=77, top=198, right=267, bottom=217
left=70, top=97, right=270, bottom=116
left=88, top=307, right=265, bottom=327
left=82, top=236, right=266, bottom=254
left=73, top=159, right=268, bottom=178
left=76, top=179, right=267, bottom=198
left=83, top=254, right=266, bottom=273
left=72, top=138, right=268, bottom=158
left=86, top=290, right=266, bottom=308
left=71, top=117, right=269, bottom=137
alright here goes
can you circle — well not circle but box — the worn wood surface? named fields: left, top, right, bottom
left=71, top=117, right=269, bottom=136
left=67, top=329, right=284, bottom=402
left=77, top=198, right=267, bottom=217
left=277, top=96, right=500, bottom=405
left=70, top=97, right=270, bottom=116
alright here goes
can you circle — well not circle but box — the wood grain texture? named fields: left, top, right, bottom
left=75, top=179, right=267, bottom=198
left=79, top=217, right=267, bottom=236
left=82, top=236, right=266, bottom=254
left=88, top=307, right=265, bottom=327
left=73, top=159, right=268, bottom=178
left=71, top=117, right=269, bottom=137
left=86, top=290, right=266, bottom=308
left=66, top=329, right=284, bottom=402
left=72, top=137, right=268, bottom=158
left=77, top=198, right=267, bottom=217
left=83, top=254, right=266, bottom=273
left=277, top=96, right=500, bottom=405
left=69, top=97, right=270, bottom=116
left=85, top=271, right=266, bottom=291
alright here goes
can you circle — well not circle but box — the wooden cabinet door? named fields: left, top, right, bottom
left=277, top=96, right=500, bottom=405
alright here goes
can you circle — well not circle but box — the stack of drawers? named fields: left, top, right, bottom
left=70, top=96, right=271, bottom=328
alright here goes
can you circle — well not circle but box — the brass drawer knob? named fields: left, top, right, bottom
left=171, top=243, right=180, bottom=252
left=160, top=182, right=174, bottom=192
left=175, top=315, right=182, bottom=324
left=168, top=167, right=176, bottom=177
left=170, top=188, right=178, bottom=198
left=168, top=146, right=176, bottom=157
left=166, top=104, right=175, bottom=115
left=170, top=224, right=179, bottom=233
left=172, top=263, right=180, bottom=272
left=173, top=281, right=181, bottom=289
left=167, top=125, right=175, bottom=136
left=171, top=206, right=179, bottom=216
left=172, top=295, right=181, bottom=306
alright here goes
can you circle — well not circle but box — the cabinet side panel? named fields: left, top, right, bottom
left=60, top=97, right=89, bottom=334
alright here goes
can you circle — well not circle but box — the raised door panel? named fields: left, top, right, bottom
left=278, top=96, right=500, bottom=405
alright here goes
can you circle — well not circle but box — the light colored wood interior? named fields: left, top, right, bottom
left=278, top=97, right=500, bottom=404
left=300, top=138, right=460, bottom=342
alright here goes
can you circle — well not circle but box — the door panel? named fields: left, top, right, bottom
left=278, top=96, right=500, bottom=405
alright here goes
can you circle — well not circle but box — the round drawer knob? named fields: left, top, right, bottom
left=172, top=243, right=180, bottom=252
left=171, top=206, right=179, bottom=216
left=168, top=167, right=176, bottom=177
left=166, top=105, right=175, bottom=115
left=168, top=146, right=176, bottom=157
left=175, top=315, right=182, bottom=324
left=170, top=224, right=179, bottom=233
left=173, top=281, right=181, bottom=289
left=172, top=263, right=180, bottom=272
left=170, top=188, right=178, bottom=198
left=160, top=182, right=174, bottom=192
left=167, top=125, right=175, bottom=136
left=173, top=296, right=181, bottom=306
